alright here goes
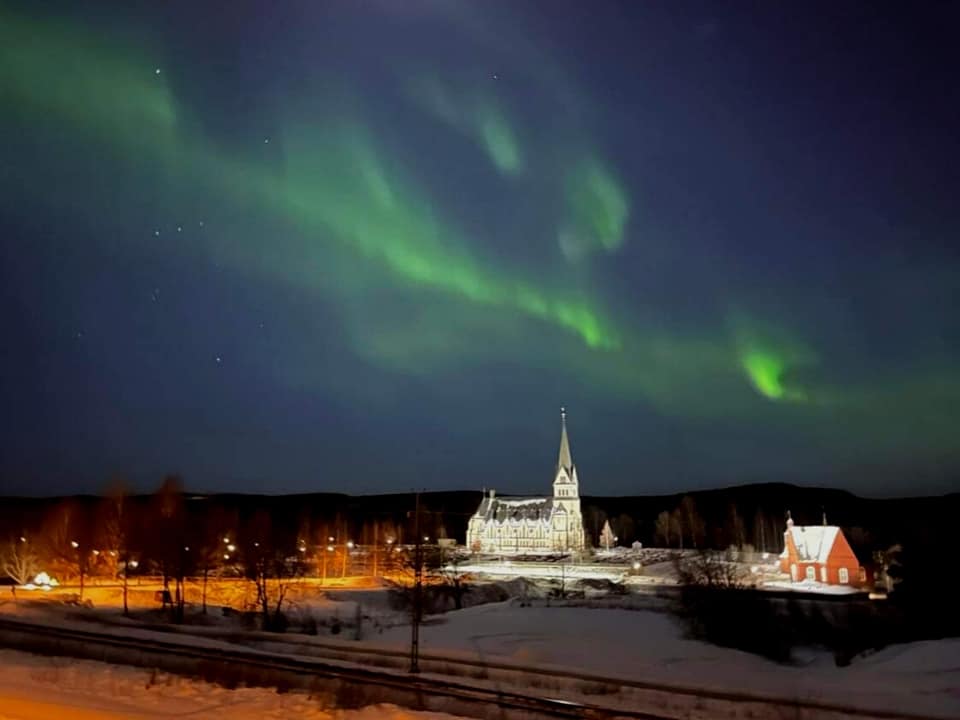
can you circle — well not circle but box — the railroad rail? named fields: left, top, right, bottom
left=0, top=616, right=948, bottom=720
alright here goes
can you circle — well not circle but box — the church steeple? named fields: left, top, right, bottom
left=558, top=407, right=573, bottom=473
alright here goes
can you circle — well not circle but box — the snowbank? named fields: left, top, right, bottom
left=0, top=648, right=469, bottom=719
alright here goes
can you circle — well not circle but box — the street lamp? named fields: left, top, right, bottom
left=321, top=545, right=334, bottom=584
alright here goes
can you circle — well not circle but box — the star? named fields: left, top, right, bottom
left=153, top=229, right=160, bottom=237
left=177, top=225, right=182, bottom=232
left=75, top=331, right=84, bottom=340
left=493, top=73, right=499, bottom=80
left=215, top=355, right=222, bottom=364
left=263, top=137, right=270, bottom=144
left=154, top=67, right=161, bottom=75
left=151, top=288, right=160, bottom=302
left=199, top=220, right=205, bottom=227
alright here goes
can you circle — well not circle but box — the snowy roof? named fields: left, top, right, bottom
left=473, top=496, right=554, bottom=523
left=785, top=525, right=840, bottom=564
left=499, top=497, right=550, bottom=506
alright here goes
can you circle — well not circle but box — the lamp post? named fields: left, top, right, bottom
left=323, top=544, right=333, bottom=584
left=342, top=540, right=354, bottom=578
left=410, top=491, right=422, bottom=674
left=68, top=540, right=86, bottom=599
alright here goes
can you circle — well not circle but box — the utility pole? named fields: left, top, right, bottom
left=410, top=490, right=422, bottom=674
left=372, top=520, right=379, bottom=579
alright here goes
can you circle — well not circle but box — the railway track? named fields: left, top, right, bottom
left=0, top=616, right=672, bottom=720
left=0, top=616, right=948, bottom=720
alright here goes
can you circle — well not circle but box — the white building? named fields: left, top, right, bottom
left=466, top=409, right=585, bottom=554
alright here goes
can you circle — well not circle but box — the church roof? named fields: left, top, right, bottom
left=782, top=525, right=841, bottom=564
left=474, top=496, right=554, bottom=523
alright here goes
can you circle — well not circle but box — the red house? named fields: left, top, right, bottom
left=778, top=515, right=866, bottom=587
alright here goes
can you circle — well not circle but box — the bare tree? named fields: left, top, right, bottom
left=680, top=495, right=704, bottom=549
left=615, top=514, right=635, bottom=545
left=753, top=507, right=769, bottom=552
left=726, top=503, right=746, bottom=551
left=654, top=511, right=672, bottom=547
left=585, top=507, right=607, bottom=549
left=435, top=546, right=471, bottom=610
left=391, top=543, right=472, bottom=613
left=41, top=499, right=95, bottom=598
left=243, top=510, right=302, bottom=631
left=670, top=509, right=684, bottom=549
left=94, top=484, right=137, bottom=614
left=194, top=504, right=237, bottom=614
left=674, top=549, right=749, bottom=590
left=1, top=536, right=39, bottom=585
left=149, top=475, right=191, bottom=621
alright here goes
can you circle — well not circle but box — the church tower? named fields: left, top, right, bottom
left=552, top=408, right=585, bottom=550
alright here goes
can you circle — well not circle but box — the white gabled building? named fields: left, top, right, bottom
left=466, top=409, right=585, bottom=554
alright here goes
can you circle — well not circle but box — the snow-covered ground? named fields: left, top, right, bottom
left=0, top=648, right=469, bottom=720
left=455, top=561, right=632, bottom=582
left=3, top=578, right=959, bottom=718
left=763, top=579, right=861, bottom=595
left=369, top=602, right=960, bottom=718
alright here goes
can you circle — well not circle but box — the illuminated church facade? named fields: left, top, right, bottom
left=466, top=410, right=585, bottom=554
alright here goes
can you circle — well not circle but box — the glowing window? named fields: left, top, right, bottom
left=839, top=567, right=849, bottom=584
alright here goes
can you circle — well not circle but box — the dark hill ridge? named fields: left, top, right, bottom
left=2, top=483, right=957, bottom=556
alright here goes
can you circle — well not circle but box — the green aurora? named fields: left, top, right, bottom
left=2, top=5, right=959, bottom=492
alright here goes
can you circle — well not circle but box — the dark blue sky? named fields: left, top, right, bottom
left=1, top=1, right=958, bottom=497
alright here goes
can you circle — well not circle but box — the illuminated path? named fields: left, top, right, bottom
left=0, top=691, right=151, bottom=719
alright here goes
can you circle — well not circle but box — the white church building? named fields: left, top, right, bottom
left=466, top=409, right=585, bottom=554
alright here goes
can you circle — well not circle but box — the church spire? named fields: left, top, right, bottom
left=558, top=407, right=573, bottom=472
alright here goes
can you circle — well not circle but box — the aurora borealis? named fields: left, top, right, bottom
left=2, top=2, right=958, bottom=496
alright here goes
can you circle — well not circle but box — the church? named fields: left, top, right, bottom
left=466, top=409, right=586, bottom=554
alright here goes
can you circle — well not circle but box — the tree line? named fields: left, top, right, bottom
left=0, top=476, right=447, bottom=626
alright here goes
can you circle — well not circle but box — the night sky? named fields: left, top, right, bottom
left=2, top=2, right=959, bottom=497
